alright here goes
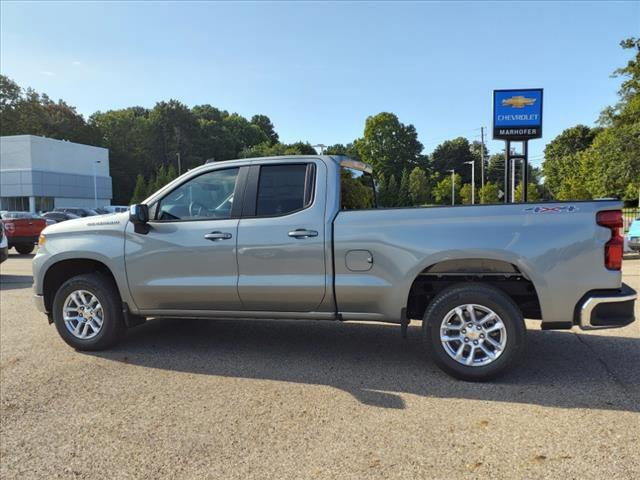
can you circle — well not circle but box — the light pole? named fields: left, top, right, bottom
left=176, top=152, right=182, bottom=175
left=447, top=169, right=455, bottom=205
left=464, top=160, right=475, bottom=204
left=93, top=160, right=101, bottom=209
left=312, top=144, right=327, bottom=155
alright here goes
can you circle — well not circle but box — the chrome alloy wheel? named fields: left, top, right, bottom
left=63, top=290, right=104, bottom=340
left=440, top=304, right=507, bottom=367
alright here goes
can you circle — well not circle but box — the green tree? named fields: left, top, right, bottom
left=408, top=167, right=430, bottom=205
left=433, top=173, right=462, bottom=205
left=251, top=114, right=279, bottom=145
left=239, top=140, right=316, bottom=158
left=430, top=137, right=476, bottom=184
left=325, top=142, right=360, bottom=160
left=542, top=125, right=599, bottom=198
left=397, top=169, right=411, bottom=206
left=479, top=182, right=500, bottom=204
left=166, top=163, right=178, bottom=182
left=130, top=174, right=148, bottom=204
left=580, top=124, right=640, bottom=199
left=356, top=112, right=424, bottom=180
left=385, top=175, right=399, bottom=207
left=91, top=107, right=153, bottom=203
left=0, top=74, right=99, bottom=144
left=514, top=182, right=541, bottom=202
left=460, top=184, right=473, bottom=204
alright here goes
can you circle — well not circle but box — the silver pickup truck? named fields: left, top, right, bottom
left=32, top=155, right=636, bottom=380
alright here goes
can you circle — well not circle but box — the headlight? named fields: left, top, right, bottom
left=38, top=234, right=46, bottom=246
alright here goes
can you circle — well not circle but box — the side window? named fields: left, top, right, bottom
left=157, top=168, right=240, bottom=221
left=255, top=164, right=314, bottom=216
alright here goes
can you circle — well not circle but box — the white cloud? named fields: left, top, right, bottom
left=40, top=71, right=55, bottom=76
left=72, top=60, right=81, bottom=66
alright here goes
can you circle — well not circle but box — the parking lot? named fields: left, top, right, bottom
left=0, top=252, right=638, bottom=479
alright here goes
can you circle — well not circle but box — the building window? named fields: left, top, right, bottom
left=35, top=197, right=54, bottom=213
left=0, top=196, right=29, bottom=211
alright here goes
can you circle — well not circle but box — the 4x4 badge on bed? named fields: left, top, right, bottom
left=523, top=205, right=579, bottom=213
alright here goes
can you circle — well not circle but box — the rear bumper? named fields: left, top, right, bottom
left=578, top=283, right=637, bottom=330
left=7, top=235, right=38, bottom=246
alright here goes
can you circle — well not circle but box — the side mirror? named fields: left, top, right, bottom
left=129, top=204, right=149, bottom=224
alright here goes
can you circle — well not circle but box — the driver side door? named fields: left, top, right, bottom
left=124, top=166, right=246, bottom=312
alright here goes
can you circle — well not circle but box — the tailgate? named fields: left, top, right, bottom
left=7, top=218, right=46, bottom=237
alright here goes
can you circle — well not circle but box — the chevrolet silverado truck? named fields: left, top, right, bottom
left=32, top=155, right=637, bottom=381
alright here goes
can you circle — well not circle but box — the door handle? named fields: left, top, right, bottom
left=204, top=231, right=232, bottom=241
left=288, top=228, right=318, bottom=239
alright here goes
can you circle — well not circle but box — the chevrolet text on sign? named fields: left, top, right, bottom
left=493, top=88, right=543, bottom=140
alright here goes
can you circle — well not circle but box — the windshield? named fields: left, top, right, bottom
left=1, top=212, right=37, bottom=219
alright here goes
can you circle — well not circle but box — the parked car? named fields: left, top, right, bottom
left=32, top=155, right=636, bottom=381
left=1, top=211, right=47, bottom=254
left=626, top=216, right=640, bottom=252
left=0, top=222, right=7, bottom=263
left=101, top=205, right=129, bottom=213
left=42, top=211, right=80, bottom=224
left=53, top=207, right=99, bottom=217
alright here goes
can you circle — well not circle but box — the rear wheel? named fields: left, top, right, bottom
left=422, top=283, right=526, bottom=381
left=15, top=244, right=34, bottom=255
left=52, top=273, right=125, bottom=351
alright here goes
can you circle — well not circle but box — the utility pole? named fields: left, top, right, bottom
left=464, top=161, right=475, bottom=204
left=448, top=169, right=455, bottom=205
left=174, top=126, right=182, bottom=175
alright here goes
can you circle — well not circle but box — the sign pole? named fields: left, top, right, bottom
left=504, top=140, right=511, bottom=203
left=522, top=141, right=528, bottom=202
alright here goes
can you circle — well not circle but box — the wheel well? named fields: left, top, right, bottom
left=406, top=259, right=541, bottom=321
left=43, top=259, right=119, bottom=313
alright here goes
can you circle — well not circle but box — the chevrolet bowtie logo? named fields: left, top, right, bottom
left=502, top=96, right=536, bottom=108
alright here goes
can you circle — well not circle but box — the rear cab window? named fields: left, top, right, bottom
left=250, top=163, right=315, bottom=217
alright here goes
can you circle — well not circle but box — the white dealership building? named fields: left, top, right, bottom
left=0, top=135, right=112, bottom=213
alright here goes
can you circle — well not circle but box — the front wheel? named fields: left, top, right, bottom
left=52, top=273, right=125, bottom=351
left=422, top=283, right=526, bottom=381
left=15, top=244, right=34, bottom=255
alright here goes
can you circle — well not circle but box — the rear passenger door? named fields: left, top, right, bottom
left=236, top=160, right=327, bottom=311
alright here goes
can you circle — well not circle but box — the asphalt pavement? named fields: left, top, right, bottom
left=1, top=252, right=639, bottom=479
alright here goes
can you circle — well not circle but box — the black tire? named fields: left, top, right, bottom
left=52, top=273, right=125, bottom=351
left=15, top=244, right=34, bottom=255
left=422, top=283, right=526, bottom=381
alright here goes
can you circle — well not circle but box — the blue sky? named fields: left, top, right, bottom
left=1, top=1, right=638, bottom=165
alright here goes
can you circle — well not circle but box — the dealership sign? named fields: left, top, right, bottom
left=493, top=88, right=543, bottom=140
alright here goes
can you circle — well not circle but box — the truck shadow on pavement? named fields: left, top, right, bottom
left=91, top=317, right=639, bottom=412
left=0, top=274, right=33, bottom=291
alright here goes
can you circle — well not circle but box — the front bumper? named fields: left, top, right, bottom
left=34, top=294, right=47, bottom=314
left=578, top=283, right=637, bottom=330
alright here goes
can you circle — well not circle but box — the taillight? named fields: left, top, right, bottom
left=597, top=210, right=623, bottom=270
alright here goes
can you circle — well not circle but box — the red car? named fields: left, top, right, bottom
left=0, top=211, right=47, bottom=255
